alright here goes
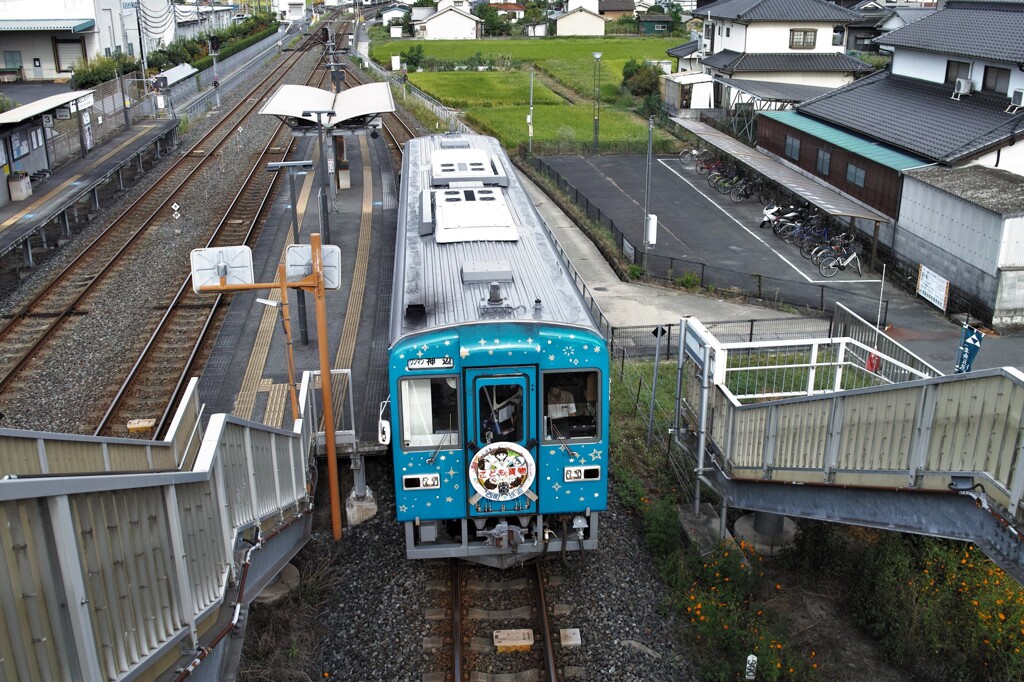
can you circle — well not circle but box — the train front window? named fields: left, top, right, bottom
left=400, top=377, right=460, bottom=449
left=543, top=371, right=599, bottom=441
left=478, top=384, right=523, bottom=444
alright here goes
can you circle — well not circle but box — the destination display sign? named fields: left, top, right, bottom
left=407, top=357, right=454, bottom=370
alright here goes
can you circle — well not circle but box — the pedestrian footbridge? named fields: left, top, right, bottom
left=679, top=306, right=1024, bottom=585
left=0, top=374, right=323, bottom=682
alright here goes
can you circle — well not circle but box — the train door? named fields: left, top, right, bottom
left=464, top=368, right=538, bottom=515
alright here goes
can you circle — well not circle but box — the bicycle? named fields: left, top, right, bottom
left=818, top=241, right=863, bottom=278
left=715, top=173, right=744, bottom=194
left=810, top=233, right=856, bottom=265
left=707, top=164, right=738, bottom=188
left=697, top=157, right=726, bottom=176
left=730, top=177, right=771, bottom=204
left=679, top=146, right=713, bottom=169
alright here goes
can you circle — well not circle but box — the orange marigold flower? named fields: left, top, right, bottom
left=812, top=663, right=818, bottom=669
left=776, top=583, right=782, bottom=590
left=723, top=624, right=729, bottom=630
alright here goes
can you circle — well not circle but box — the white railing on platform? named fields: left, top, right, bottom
left=0, top=372, right=320, bottom=681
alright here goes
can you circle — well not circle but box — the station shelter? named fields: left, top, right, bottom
left=0, top=90, right=94, bottom=208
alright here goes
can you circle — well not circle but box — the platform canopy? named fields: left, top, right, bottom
left=157, top=63, right=199, bottom=88
left=0, top=90, right=94, bottom=126
left=259, top=82, right=396, bottom=129
left=0, top=18, right=94, bottom=32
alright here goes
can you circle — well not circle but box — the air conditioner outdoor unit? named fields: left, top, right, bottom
left=1007, top=88, right=1024, bottom=114
left=951, top=77, right=972, bottom=100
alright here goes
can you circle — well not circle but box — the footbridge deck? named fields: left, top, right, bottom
left=680, top=307, right=1024, bottom=584
left=0, top=374, right=323, bottom=682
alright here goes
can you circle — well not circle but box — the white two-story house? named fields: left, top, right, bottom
left=698, top=0, right=873, bottom=109
left=756, top=0, right=1024, bottom=325
left=413, top=0, right=482, bottom=39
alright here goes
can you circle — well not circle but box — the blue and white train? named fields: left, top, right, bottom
left=382, top=133, right=609, bottom=568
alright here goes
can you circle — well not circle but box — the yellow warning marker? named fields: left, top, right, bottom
left=127, top=418, right=156, bottom=433
left=493, top=629, right=534, bottom=653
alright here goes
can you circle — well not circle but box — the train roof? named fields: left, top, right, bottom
left=391, top=134, right=601, bottom=343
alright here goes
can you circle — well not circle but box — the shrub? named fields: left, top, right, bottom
left=627, top=263, right=645, bottom=279
left=675, top=271, right=700, bottom=290
left=69, top=54, right=140, bottom=89
left=0, top=94, right=19, bottom=114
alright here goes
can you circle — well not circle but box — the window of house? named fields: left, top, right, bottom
left=400, top=376, right=460, bottom=449
left=816, top=149, right=831, bottom=176
left=717, top=25, right=722, bottom=35
left=846, top=162, right=865, bottom=188
left=789, top=29, right=816, bottom=49
left=655, top=23, right=667, bottom=31
left=945, top=60, right=969, bottom=84
left=982, top=66, right=1011, bottom=94
left=725, top=27, right=730, bottom=37
left=784, top=134, right=800, bottom=160
left=543, top=370, right=599, bottom=442
left=832, top=26, right=844, bottom=46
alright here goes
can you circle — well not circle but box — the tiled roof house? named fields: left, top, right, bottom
left=695, top=0, right=873, bottom=112
left=754, top=0, right=1024, bottom=325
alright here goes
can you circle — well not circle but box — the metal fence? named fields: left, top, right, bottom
left=609, top=316, right=833, bottom=358
left=528, top=155, right=891, bottom=324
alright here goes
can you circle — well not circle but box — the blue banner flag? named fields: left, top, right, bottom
left=953, top=324, right=984, bottom=373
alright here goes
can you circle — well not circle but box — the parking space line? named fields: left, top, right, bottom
left=659, top=159, right=880, bottom=285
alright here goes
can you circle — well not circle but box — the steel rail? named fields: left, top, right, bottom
left=94, top=32, right=349, bottom=438
left=0, top=40, right=321, bottom=395
left=534, top=562, right=559, bottom=682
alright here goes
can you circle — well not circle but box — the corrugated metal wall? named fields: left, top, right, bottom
left=0, top=376, right=316, bottom=681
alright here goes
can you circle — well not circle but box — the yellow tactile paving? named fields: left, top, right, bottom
left=265, top=383, right=288, bottom=429
left=232, top=142, right=318, bottom=423
left=330, top=135, right=373, bottom=416
left=1, top=125, right=156, bottom=231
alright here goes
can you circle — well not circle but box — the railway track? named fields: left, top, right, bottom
left=426, top=560, right=562, bottom=681
left=0, top=21, right=340, bottom=435
left=93, top=22, right=359, bottom=438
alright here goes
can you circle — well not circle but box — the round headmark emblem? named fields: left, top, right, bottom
left=468, top=441, right=536, bottom=503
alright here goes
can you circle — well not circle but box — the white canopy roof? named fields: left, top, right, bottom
left=0, top=90, right=94, bottom=126
left=157, top=63, right=199, bottom=87
left=258, top=82, right=395, bottom=129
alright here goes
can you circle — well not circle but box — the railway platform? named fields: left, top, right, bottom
left=197, top=128, right=395, bottom=458
left=0, top=118, right=178, bottom=266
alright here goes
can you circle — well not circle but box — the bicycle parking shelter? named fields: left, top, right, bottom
left=673, top=118, right=892, bottom=269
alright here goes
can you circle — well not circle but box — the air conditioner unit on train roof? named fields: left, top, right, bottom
left=1012, top=88, right=1024, bottom=107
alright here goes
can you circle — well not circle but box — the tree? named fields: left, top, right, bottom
left=473, top=3, right=511, bottom=36
left=401, top=44, right=425, bottom=70
left=622, top=59, right=662, bottom=97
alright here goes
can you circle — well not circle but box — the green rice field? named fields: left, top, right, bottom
left=466, top=104, right=678, bottom=150
left=372, top=37, right=679, bottom=100
left=372, top=37, right=686, bottom=149
left=407, top=71, right=564, bottom=108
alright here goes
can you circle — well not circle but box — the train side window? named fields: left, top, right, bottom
left=400, top=377, right=460, bottom=449
left=543, top=371, right=599, bottom=441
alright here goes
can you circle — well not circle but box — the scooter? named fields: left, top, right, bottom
left=759, top=203, right=809, bottom=233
